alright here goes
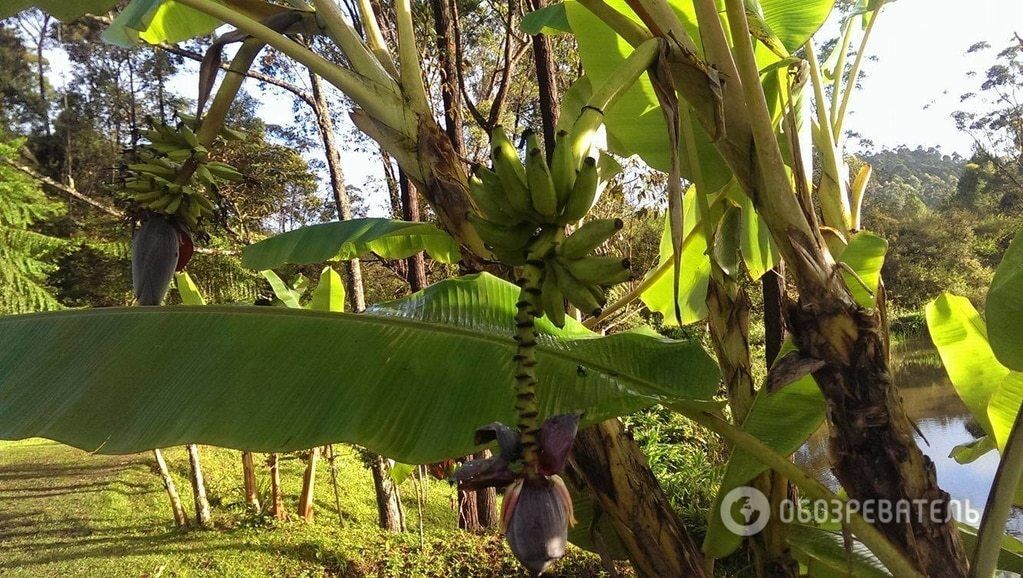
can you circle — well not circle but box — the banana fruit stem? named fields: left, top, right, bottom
left=514, top=259, right=544, bottom=479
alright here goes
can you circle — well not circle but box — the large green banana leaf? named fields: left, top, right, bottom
left=987, top=227, right=1023, bottom=371
left=926, top=293, right=1010, bottom=438
left=0, top=273, right=718, bottom=464
left=241, top=218, right=462, bottom=270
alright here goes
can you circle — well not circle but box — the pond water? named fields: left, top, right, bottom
left=793, top=335, right=1023, bottom=536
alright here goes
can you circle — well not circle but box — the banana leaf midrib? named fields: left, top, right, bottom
left=0, top=305, right=701, bottom=403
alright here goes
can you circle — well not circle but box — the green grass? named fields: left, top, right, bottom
left=0, top=440, right=620, bottom=577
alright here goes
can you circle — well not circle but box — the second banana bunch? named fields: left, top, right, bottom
left=468, top=126, right=631, bottom=327
left=118, top=114, right=245, bottom=230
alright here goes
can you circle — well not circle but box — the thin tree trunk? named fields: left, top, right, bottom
left=428, top=3, right=498, bottom=528
left=35, top=14, right=50, bottom=137
left=307, top=70, right=366, bottom=312
left=298, top=447, right=319, bottom=522
left=572, top=420, right=708, bottom=578
left=762, top=264, right=786, bottom=367
left=268, top=453, right=286, bottom=520
left=326, top=445, right=345, bottom=526
left=186, top=444, right=212, bottom=528
left=399, top=172, right=428, bottom=291
left=241, top=451, right=260, bottom=510
left=153, top=449, right=187, bottom=528
left=371, top=455, right=405, bottom=532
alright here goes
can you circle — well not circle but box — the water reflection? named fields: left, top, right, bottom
left=793, top=336, right=1023, bottom=535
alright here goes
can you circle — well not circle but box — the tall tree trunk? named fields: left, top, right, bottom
left=475, top=450, right=499, bottom=529
left=153, top=449, right=187, bottom=528
left=428, top=1, right=499, bottom=529
left=34, top=14, right=50, bottom=137
left=525, top=0, right=560, bottom=159
left=268, top=453, right=286, bottom=520
left=298, top=448, right=319, bottom=522
left=241, top=451, right=260, bottom=510
left=307, top=70, right=366, bottom=312
left=371, top=455, right=406, bottom=532
left=186, top=444, right=212, bottom=528
left=572, top=420, right=708, bottom=578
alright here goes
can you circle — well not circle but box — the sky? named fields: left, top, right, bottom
left=37, top=0, right=1023, bottom=215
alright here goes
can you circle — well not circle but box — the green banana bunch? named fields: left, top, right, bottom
left=117, top=114, right=245, bottom=229
left=466, top=125, right=611, bottom=260
left=466, top=126, right=634, bottom=326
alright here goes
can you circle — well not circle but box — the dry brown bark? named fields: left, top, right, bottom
left=298, top=447, right=319, bottom=522
left=268, top=453, right=285, bottom=520
left=241, top=451, right=260, bottom=510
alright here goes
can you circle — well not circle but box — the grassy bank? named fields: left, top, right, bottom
left=0, top=439, right=620, bottom=577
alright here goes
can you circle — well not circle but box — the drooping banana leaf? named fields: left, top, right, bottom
left=101, top=0, right=296, bottom=47
left=241, top=218, right=462, bottom=270
left=703, top=368, right=826, bottom=559
left=0, top=0, right=119, bottom=20
left=520, top=3, right=571, bottom=35
left=926, top=293, right=1010, bottom=438
left=787, top=524, right=891, bottom=577
left=640, top=187, right=712, bottom=326
left=0, top=273, right=718, bottom=465
left=986, top=227, right=1023, bottom=371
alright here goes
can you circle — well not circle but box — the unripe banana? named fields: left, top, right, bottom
left=468, top=170, right=515, bottom=222
left=541, top=267, right=567, bottom=328
left=550, top=130, right=576, bottom=208
left=561, top=256, right=632, bottom=286
left=206, top=162, right=244, bottom=182
left=491, top=126, right=535, bottom=219
left=146, top=193, right=176, bottom=212
left=179, top=123, right=200, bottom=148
left=185, top=196, right=202, bottom=222
left=193, top=194, right=215, bottom=212
left=586, top=283, right=608, bottom=308
left=164, top=194, right=183, bottom=215
left=558, top=218, right=624, bottom=259
left=553, top=261, right=602, bottom=317
left=467, top=213, right=537, bottom=253
left=524, top=131, right=558, bottom=221
left=130, top=190, right=165, bottom=203
left=129, top=163, right=175, bottom=179
left=559, top=157, right=598, bottom=224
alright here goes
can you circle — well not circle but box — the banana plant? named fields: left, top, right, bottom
left=927, top=227, right=1023, bottom=577
left=542, top=0, right=974, bottom=574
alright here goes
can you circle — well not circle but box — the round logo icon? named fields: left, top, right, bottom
left=720, top=486, right=770, bottom=536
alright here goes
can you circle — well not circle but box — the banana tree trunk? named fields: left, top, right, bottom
left=788, top=290, right=968, bottom=576
left=241, top=451, right=260, bottom=510
left=371, top=455, right=406, bottom=532
left=706, top=276, right=798, bottom=577
left=186, top=444, right=212, bottom=527
left=298, top=447, right=319, bottom=522
left=153, top=449, right=187, bottom=528
left=572, top=419, right=707, bottom=578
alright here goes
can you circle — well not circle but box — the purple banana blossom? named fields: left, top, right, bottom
left=453, top=414, right=580, bottom=575
left=132, top=214, right=189, bottom=306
